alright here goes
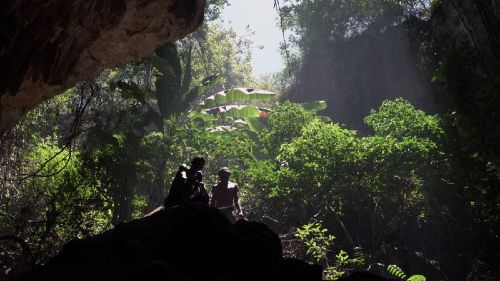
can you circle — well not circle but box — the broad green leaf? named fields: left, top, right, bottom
left=183, top=74, right=222, bottom=110
left=301, top=101, right=327, bottom=113
left=408, top=275, right=426, bottom=281
left=245, top=117, right=267, bottom=132
left=188, top=109, right=217, bottom=122
left=202, top=105, right=262, bottom=119
left=179, top=45, right=193, bottom=98
left=202, top=88, right=276, bottom=107
left=155, top=67, right=178, bottom=119
left=209, top=125, right=236, bottom=132
left=319, top=116, right=332, bottom=123
left=155, top=43, right=182, bottom=89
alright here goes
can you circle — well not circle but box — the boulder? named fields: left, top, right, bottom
left=8, top=205, right=393, bottom=281
left=9, top=205, right=320, bottom=281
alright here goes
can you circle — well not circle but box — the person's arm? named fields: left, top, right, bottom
left=179, top=171, right=190, bottom=204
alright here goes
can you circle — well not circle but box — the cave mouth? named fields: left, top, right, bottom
left=0, top=0, right=206, bottom=133
left=1, top=1, right=499, bottom=281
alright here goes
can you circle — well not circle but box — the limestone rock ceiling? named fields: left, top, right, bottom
left=0, top=0, right=206, bottom=133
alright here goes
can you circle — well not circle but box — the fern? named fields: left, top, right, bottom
left=386, top=264, right=426, bottom=281
left=407, top=275, right=426, bottom=281
left=387, top=264, right=407, bottom=280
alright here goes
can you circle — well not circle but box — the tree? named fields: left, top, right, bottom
left=179, top=22, right=255, bottom=90
left=260, top=101, right=315, bottom=158
left=277, top=0, right=442, bottom=130
left=364, top=98, right=444, bottom=141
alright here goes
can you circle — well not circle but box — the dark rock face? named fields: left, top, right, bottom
left=271, top=258, right=323, bottom=281
left=286, top=17, right=445, bottom=131
left=8, top=205, right=390, bottom=280
left=286, top=0, right=500, bottom=132
left=9, top=206, right=318, bottom=281
left=0, top=0, right=206, bottom=132
left=431, top=0, right=500, bottom=80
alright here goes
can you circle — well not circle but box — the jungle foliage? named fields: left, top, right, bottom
left=1, top=1, right=499, bottom=281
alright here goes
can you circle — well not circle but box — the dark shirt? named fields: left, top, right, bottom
left=164, top=168, right=188, bottom=207
left=165, top=167, right=205, bottom=207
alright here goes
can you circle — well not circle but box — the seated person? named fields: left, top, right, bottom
left=165, top=156, right=208, bottom=207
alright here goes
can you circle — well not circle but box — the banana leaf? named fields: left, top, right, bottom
left=183, top=74, right=222, bottom=110
left=301, top=101, right=327, bottom=113
left=202, top=105, right=262, bottom=119
left=202, top=88, right=276, bottom=107
left=245, top=117, right=267, bottom=132
left=155, top=43, right=182, bottom=91
left=188, top=109, right=217, bottom=122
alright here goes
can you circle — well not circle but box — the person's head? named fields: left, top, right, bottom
left=217, top=167, right=231, bottom=182
left=190, top=156, right=205, bottom=171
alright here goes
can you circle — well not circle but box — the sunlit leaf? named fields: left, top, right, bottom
left=301, top=101, right=327, bottom=113
left=408, top=275, right=426, bottom=281
left=202, top=88, right=276, bottom=107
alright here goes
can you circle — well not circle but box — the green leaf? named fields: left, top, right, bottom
left=408, top=275, right=426, bottom=281
left=155, top=62, right=179, bottom=119
left=245, top=117, right=267, bottom=132
left=188, top=109, right=217, bottom=122
left=116, top=81, right=147, bottom=103
left=319, top=116, right=332, bottom=123
left=387, top=265, right=407, bottom=280
left=301, top=101, right=327, bottom=113
left=182, top=73, right=222, bottom=109
left=155, top=43, right=182, bottom=89
left=202, top=88, right=276, bottom=107
left=202, top=105, right=262, bottom=119
left=179, top=45, right=193, bottom=98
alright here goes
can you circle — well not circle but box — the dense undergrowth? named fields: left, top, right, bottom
left=1, top=0, right=499, bottom=280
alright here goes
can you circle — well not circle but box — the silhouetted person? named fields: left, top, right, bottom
left=187, top=156, right=209, bottom=206
left=210, top=167, right=242, bottom=223
left=164, top=164, right=188, bottom=208
left=164, top=156, right=208, bottom=207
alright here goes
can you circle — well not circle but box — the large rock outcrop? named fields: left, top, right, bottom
left=431, top=0, right=500, bottom=169
left=8, top=205, right=391, bottom=281
left=0, top=0, right=206, bottom=133
left=10, top=205, right=323, bottom=281
left=286, top=16, right=444, bottom=131
left=431, top=0, right=500, bottom=80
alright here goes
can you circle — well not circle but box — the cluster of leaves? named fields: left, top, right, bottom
left=0, top=9, right=260, bottom=272
left=268, top=1, right=499, bottom=279
left=295, top=220, right=346, bottom=279
left=241, top=98, right=499, bottom=280
left=0, top=133, right=113, bottom=263
left=295, top=220, right=376, bottom=280
left=2, top=79, right=498, bottom=281
left=278, top=0, right=435, bottom=68
left=296, top=220, right=335, bottom=263
left=387, top=264, right=426, bottom=281
left=1, top=2, right=499, bottom=281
